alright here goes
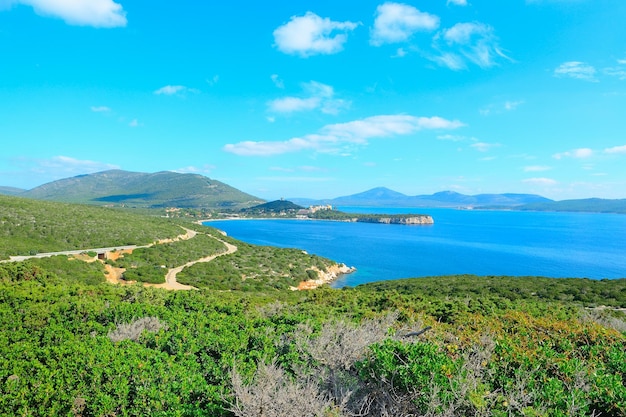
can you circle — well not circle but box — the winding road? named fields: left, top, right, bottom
left=1, top=227, right=238, bottom=291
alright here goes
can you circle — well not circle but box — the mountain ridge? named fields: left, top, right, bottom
left=290, top=187, right=553, bottom=208
left=9, top=170, right=263, bottom=209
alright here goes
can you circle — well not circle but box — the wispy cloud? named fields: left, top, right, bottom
left=206, top=75, right=219, bottom=86
left=604, top=144, right=626, bottom=154
left=523, top=177, right=558, bottom=186
left=273, top=12, right=359, bottom=57
left=432, top=22, right=509, bottom=70
left=470, top=141, right=500, bottom=152
left=5, top=0, right=126, bottom=27
left=447, top=0, right=468, bottom=5
left=554, top=61, right=598, bottom=82
left=553, top=147, right=594, bottom=159
left=175, top=165, right=216, bottom=174
left=480, top=100, right=524, bottom=115
left=34, top=156, right=119, bottom=177
left=154, top=85, right=199, bottom=96
left=224, top=114, right=464, bottom=156
left=370, top=2, right=439, bottom=46
left=603, top=58, right=626, bottom=80
left=267, top=81, right=350, bottom=115
left=270, top=74, right=285, bottom=89
left=90, top=106, right=111, bottom=113
left=128, top=119, right=142, bottom=128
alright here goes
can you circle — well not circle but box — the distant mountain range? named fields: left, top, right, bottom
left=291, top=187, right=553, bottom=208
left=2, top=174, right=625, bottom=214
left=0, top=170, right=263, bottom=209
left=291, top=187, right=626, bottom=214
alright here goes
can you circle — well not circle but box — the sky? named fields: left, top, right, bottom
left=1, top=0, right=625, bottom=201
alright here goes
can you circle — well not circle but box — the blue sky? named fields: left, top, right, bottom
left=1, top=0, right=625, bottom=200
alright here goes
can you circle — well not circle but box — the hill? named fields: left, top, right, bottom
left=292, top=187, right=552, bottom=208
left=514, top=198, right=626, bottom=214
left=0, top=195, right=184, bottom=259
left=242, top=199, right=304, bottom=214
left=0, top=186, right=25, bottom=196
left=19, top=169, right=263, bottom=209
left=0, top=195, right=624, bottom=416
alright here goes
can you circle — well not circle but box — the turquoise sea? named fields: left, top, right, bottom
left=205, top=207, right=626, bottom=287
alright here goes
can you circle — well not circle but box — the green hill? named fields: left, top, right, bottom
left=0, top=186, right=25, bottom=196
left=0, top=195, right=184, bottom=259
left=20, top=169, right=263, bottom=209
left=515, top=198, right=626, bottom=214
left=242, top=199, right=304, bottom=214
left=0, top=195, right=624, bottom=416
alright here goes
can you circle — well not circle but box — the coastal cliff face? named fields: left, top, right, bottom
left=295, top=263, right=356, bottom=290
left=355, top=215, right=434, bottom=225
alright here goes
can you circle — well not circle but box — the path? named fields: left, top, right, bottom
left=0, top=227, right=197, bottom=263
left=0, top=226, right=240, bottom=291
left=151, top=237, right=238, bottom=290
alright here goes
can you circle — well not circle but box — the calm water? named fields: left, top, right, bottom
left=205, top=208, right=626, bottom=287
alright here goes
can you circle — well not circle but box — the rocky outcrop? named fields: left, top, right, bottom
left=294, top=263, right=356, bottom=290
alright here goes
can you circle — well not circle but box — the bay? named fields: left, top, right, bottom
left=205, top=208, right=626, bottom=287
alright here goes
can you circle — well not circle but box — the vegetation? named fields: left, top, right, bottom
left=0, top=195, right=183, bottom=259
left=20, top=169, right=263, bottom=208
left=176, top=240, right=336, bottom=290
left=309, top=209, right=432, bottom=223
left=112, top=233, right=228, bottom=284
left=1, top=196, right=625, bottom=415
left=241, top=200, right=304, bottom=215
left=0, top=264, right=624, bottom=416
left=514, top=198, right=626, bottom=214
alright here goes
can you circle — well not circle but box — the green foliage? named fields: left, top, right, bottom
left=177, top=242, right=335, bottom=291
left=21, top=169, right=262, bottom=209
left=0, top=195, right=183, bottom=259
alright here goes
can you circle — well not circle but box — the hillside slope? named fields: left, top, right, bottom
left=20, top=170, right=263, bottom=208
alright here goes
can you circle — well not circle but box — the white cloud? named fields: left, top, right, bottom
left=175, top=165, right=215, bottom=174
left=270, top=74, right=285, bottom=89
left=433, top=22, right=509, bottom=69
left=8, top=0, right=126, bottom=27
left=267, top=81, right=350, bottom=115
left=128, top=119, right=141, bottom=127
left=523, top=177, right=558, bottom=186
left=40, top=156, right=119, bottom=174
left=206, top=75, right=219, bottom=86
left=524, top=165, right=551, bottom=172
left=480, top=100, right=524, bottom=115
left=224, top=114, right=464, bottom=156
left=604, top=144, right=626, bottom=154
left=553, top=148, right=594, bottom=159
left=154, top=85, right=198, bottom=96
left=447, top=0, right=468, bottom=5
left=437, top=134, right=467, bottom=141
left=554, top=61, right=598, bottom=82
left=504, top=100, right=524, bottom=111
left=470, top=142, right=499, bottom=152
left=370, top=2, right=439, bottom=46
left=604, top=59, right=626, bottom=80
left=273, top=12, right=359, bottom=57
left=90, top=106, right=111, bottom=112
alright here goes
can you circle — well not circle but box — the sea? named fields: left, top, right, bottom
left=204, top=207, right=626, bottom=287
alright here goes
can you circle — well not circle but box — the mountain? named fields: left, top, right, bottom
left=0, top=186, right=25, bottom=196
left=242, top=200, right=304, bottom=213
left=291, top=187, right=552, bottom=208
left=19, top=170, right=263, bottom=209
left=515, top=198, right=626, bottom=214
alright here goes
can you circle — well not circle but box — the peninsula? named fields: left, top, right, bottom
left=209, top=199, right=435, bottom=225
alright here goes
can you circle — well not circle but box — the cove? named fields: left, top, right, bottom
left=205, top=207, right=626, bottom=287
